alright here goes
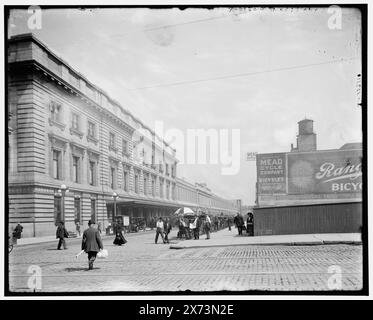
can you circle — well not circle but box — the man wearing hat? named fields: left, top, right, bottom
left=81, top=220, right=103, bottom=270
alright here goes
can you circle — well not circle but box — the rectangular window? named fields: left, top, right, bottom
left=74, top=197, right=81, bottom=223
left=144, top=175, right=148, bottom=195
left=122, top=139, right=128, bottom=155
left=50, top=101, right=61, bottom=122
left=72, top=156, right=79, bottom=183
left=171, top=164, right=176, bottom=177
left=89, top=161, right=95, bottom=186
left=172, top=184, right=176, bottom=200
left=166, top=163, right=169, bottom=175
left=135, top=173, right=139, bottom=193
left=166, top=181, right=170, bottom=199
left=88, top=121, right=96, bottom=138
left=160, top=179, right=164, bottom=198
left=110, top=167, right=116, bottom=189
left=72, top=113, right=79, bottom=130
left=91, top=199, right=96, bottom=222
left=123, top=169, right=128, bottom=191
left=53, top=150, right=61, bottom=179
left=54, top=196, right=62, bottom=225
left=109, top=132, right=115, bottom=149
left=151, top=178, right=155, bottom=197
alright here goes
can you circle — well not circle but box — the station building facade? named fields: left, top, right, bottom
left=7, top=34, right=238, bottom=237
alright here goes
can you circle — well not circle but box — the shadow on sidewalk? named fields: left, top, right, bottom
left=65, top=267, right=101, bottom=272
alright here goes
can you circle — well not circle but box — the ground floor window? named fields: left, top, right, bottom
left=74, top=197, right=81, bottom=223
left=54, top=195, right=62, bottom=225
left=135, top=172, right=139, bottom=193
left=52, top=149, right=62, bottom=180
left=91, top=199, right=96, bottom=222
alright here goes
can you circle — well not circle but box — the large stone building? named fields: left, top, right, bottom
left=7, top=33, right=238, bottom=237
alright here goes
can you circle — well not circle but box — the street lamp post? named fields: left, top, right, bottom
left=58, top=184, right=69, bottom=223
left=112, top=192, right=118, bottom=224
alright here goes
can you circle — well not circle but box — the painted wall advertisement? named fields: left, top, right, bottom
left=257, top=153, right=287, bottom=194
left=287, top=149, right=362, bottom=194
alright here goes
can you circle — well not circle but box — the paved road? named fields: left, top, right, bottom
left=8, top=230, right=363, bottom=292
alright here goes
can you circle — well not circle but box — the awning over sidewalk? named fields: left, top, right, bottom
left=105, top=194, right=202, bottom=210
left=106, top=197, right=184, bottom=209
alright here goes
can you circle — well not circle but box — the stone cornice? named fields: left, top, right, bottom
left=8, top=35, right=177, bottom=151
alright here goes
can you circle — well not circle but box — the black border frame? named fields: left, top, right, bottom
left=3, top=3, right=368, bottom=297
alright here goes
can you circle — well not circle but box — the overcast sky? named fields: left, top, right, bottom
left=8, top=7, right=362, bottom=205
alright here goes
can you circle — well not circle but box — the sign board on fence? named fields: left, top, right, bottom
left=287, top=149, right=362, bottom=194
left=256, top=153, right=287, bottom=194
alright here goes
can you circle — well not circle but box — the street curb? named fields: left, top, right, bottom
left=169, top=240, right=362, bottom=250
left=15, top=231, right=154, bottom=247
left=322, top=240, right=362, bottom=245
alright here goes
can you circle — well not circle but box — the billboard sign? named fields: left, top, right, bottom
left=287, top=149, right=362, bottom=194
left=257, top=153, right=287, bottom=194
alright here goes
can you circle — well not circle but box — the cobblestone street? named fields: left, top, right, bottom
left=8, top=230, right=363, bottom=293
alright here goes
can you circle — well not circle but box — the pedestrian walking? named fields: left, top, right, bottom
left=193, top=216, right=201, bottom=240
left=246, top=211, right=254, bottom=236
left=113, top=230, right=127, bottom=245
left=75, top=222, right=81, bottom=236
left=13, top=223, right=23, bottom=239
left=227, top=217, right=232, bottom=231
left=155, top=217, right=166, bottom=244
left=56, top=221, right=68, bottom=250
left=178, top=218, right=187, bottom=239
left=204, top=214, right=211, bottom=240
left=81, top=220, right=104, bottom=270
left=214, top=217, right=219, bottom=231
left=113, top=223, right=127, bottom=245
left=163, top=218, right=172, bottom=244
left=233, top=212, right=244, bottom=235
left=184, top=218, right=191, bottom=239
left=12, top=222, right=23, bottom=244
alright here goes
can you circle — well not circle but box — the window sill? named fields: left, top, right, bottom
left=87, top=135, right=98, bottom=145
left=70, top=127, right=84, bottom=139
left=49, top=118, right=66, bottom=131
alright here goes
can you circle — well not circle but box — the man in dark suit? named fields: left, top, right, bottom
left=233, top=212, right=244, bottom=235
left=163, top=218, right=172, bottom=244
left=56, top=221, right=68, bottom=250
left=81, top=220, right=103, bottom=270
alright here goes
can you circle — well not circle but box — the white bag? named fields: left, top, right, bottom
left=97, top=249, right=108, bottom=259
